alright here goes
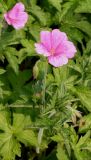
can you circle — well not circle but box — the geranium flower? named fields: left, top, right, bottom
left=4, top=2, right=28, bottom=29
left=35, top=29, right=77, bottom=67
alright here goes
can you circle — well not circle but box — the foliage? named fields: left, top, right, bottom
left=0, top=0, right=91, bottom=159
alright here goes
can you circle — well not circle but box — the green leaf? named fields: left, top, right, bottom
left=13, top=113, right=32, bottom=132
left=71, top=86, right=91, bottom=112
left=13, top=113, right=37, bottom=146
left=0, top=69, right=6, bottom=75
left=61, top=24, right=83, bottom=43
left=48, top=0, right=61, bottom=11
left=0, top=30, right=25, bottom=51
left=73, top=131, right=91, bottom=160
left=70, top=126, right=78, bottom=145
left=59, top=0, right=75, bottom=22
left=30, top=5, right=47, bottom=26
left=7, top=68, right=32, bottom=89
left=0, top=0, right=8, bottom=11
left=76, top=131, right=90, bottom=148
left=0, top=111, right=10, bottom=131
left=79, top=114, right=91, bottom=133
left=53, top=65, right=68, bottom=84
left=17, top=130, right=37, bottom=147
left=75, top=0, right=91, bottom=13
left=84, top=40, right=91, bottom=54
left=68, top=63, right=82, bottom=74
left=18, top=39, right=35, bottom=63
left=0, top=133, right=21, bottom=160
left=56, top=143, right=69, bottom=160
left=73, top=149, right=83, bottom=160
left=5, top=48, right=19, bottom=74
left=76, top=21, right=91, bottom=37
left=0, top=111, right=37, bottom=159
left=51, top=134, right=63, bottom=142
left=29, top=23, right=41, bottom=41
left=30, top=0, right=37, bottom=5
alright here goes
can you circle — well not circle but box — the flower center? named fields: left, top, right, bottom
left=50, top=48, right=55, bottom=55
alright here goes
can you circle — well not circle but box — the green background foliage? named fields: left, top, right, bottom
left=0, top=0, right=91, bottom=159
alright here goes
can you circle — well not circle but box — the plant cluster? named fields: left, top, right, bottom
left=0, top=0, right=91, bottom=159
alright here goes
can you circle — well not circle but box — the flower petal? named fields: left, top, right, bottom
left=13, top=2, right=25, bottom=12
left=8, top=2, right=25, bottom=19
left=40, top=31, right=51, bottom=51
left=65, top=41, right=77, bottom=58
left=4, top=13, right=12, bottom=25
left=51, top=29, right=68, bottom=50
left=4, top=2, right=28, bottom=29
left=48, top=54, right=68, bottom=67
left=54, top=43, right=67, bottom=56
left=35, top=43, right=51, bottom=57
left=11, top=12, right=28, bottom=29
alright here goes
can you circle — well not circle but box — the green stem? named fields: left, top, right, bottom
left=36, top=128, right=44, bottom=154
left=42, top=60, right=48, bottom=111
left=0, top=22, right=2, bottom=38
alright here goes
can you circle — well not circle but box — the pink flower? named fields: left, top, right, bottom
left=4, top=2, right=28, bottom=29
left=35, top=29, right=77, bottom=67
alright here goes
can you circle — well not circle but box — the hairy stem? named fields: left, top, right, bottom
left=42, top=60, right=48, bottom=111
